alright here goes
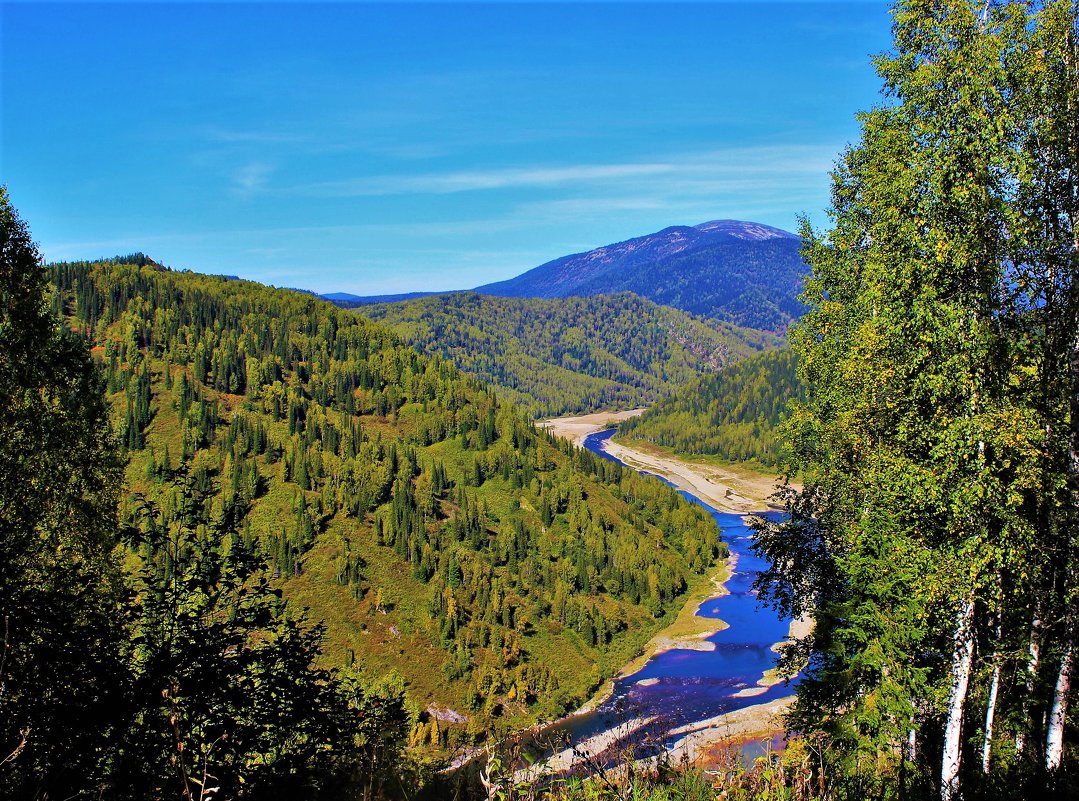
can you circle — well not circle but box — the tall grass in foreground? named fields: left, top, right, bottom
left=460, top=737, right=825, bottom=801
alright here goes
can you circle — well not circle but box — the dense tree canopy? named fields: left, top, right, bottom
left=618, top=348, right=803, bottom=469
left=754, top=2, right=1079, bottom=799
left=361, top=291, right=778, bottom=417
left=0, top=187, right=129, bottom=797
left=49, top=250, right=725, bottom=752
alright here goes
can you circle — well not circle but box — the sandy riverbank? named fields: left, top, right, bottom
left=536, top=410, right=806, bottom=769
left=540, top=409, right=647, bottom=446
left=540, top=410, right=782, bottom=514
left=667, top=696, right=794, bottom=766
left=515, top=695, right=793, bottom=785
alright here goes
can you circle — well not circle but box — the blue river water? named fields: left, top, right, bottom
left=544, top=429, right=795, bottom=756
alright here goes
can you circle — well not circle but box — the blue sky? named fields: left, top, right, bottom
left=2, top=2, right=892, bottom=295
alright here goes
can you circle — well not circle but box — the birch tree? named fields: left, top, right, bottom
left=754, top=1, right=1079, bottom=798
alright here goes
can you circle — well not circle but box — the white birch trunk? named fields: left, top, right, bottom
left=1016, top=613, right=1041, bottom=756
left=941, top=597, right=976, bottom=801
left=982, top=651, right=1001, bottom=774
left=1046, top=635, right=1075, bottom=772
left=980, top=598, right=1003, bottom=774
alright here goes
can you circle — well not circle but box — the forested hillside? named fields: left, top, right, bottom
left=49, top=258, right=725, bottom=740
left=359, top=291, right=779, bottom=416
left=617, top=349, right=802, bottom=469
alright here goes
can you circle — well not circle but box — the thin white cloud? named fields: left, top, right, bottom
left=294, top=162, right=676, bottom=197
left=287, top=143, right=836, bottom=201
left=201, top=126, right=308, bottom=145
left=231, top=162, right=276, bottom=197
left=478, top=144, right=837, bottom=223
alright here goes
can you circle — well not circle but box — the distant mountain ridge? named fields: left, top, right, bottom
left=319, top=220, right=808, bottom=332
left=474, top=220, right=806, bottom=331
left=476, top=220, right=796, bottom=296
left=322, top=290, right=446, bottom=306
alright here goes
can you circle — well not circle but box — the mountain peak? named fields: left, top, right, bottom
left=474, top=219, right=807, bottom=331
left=692, top=220, right=799, bottom=241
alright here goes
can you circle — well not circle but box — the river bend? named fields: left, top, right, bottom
left=544, top=430, right=795, bottom=759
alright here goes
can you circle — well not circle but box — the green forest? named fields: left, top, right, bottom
left=2, top=201, right=730, bottom=798
left=3, top=0, right=1078, bottom=800
left=617, top=349, right=802, bottom=469
left=360, top=291, right=778, bottom=417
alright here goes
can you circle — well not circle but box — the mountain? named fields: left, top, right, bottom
left=474, top=220, right=807, bottom=332
left=315, top=220, right=807, bottom=331
left=323, top=290, right=444, bottom=306
left=359, top=291, right=781, bottom=417
left=318, top=291, right=367, bottom=302
left=617, top=348, right=804, bottom=469
left=50, top=256, right=726, bottom=738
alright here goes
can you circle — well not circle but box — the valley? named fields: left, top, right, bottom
left=50, top=257, right=744, bottom=743
left=540, top=412, right=782, bottom=515
left=507, top=420, right=796, bottom=776
left=26, top=208, right=810, bottom=794
left=30, top=241, right=801, bottom=792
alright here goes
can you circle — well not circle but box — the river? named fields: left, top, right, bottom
left=534, top=429, right=796, bottom=767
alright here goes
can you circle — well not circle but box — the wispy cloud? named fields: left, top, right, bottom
left=293, top=162, right=676, bottom=197
left=230, top=162, right=276, bottom=197
left=287, top=143, right=836, bottom=201
left=201, top=126, right=308, bottom=145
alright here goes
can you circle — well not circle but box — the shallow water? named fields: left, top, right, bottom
left=544, top=430, right=796, bottom=757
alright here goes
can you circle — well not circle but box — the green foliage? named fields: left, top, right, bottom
left=752, top=2, right=1079, bottom=798
left=114, top=473, right=349, bottom=797
left=0, top=187, right=127, bottom=797
left=50, top=255, right=726, bottom=741
left=360, top=291, right=779, bottom=417
left=618, top=349, right=803, bottom=468
left=2, top=191, right=421, bottom=798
